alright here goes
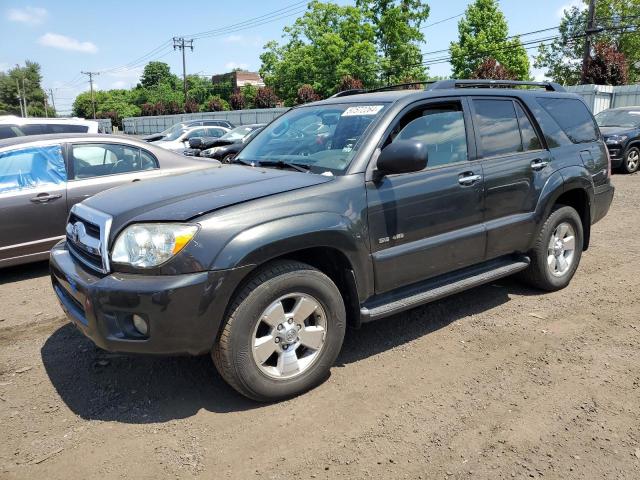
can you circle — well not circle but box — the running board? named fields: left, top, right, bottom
left=360, top=255, right=530, bottom=323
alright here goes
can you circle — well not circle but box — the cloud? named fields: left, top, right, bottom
left=222, top=34, right=263, bottom=47
left=224, top=61, right=249, bottom=71
left=0, top=62, right=9, bottom=72
left=38, top=33, right=98, bottom=53
left=6, top=6, right=47, bottom=25
left=223, top=34, right=244, bottom=43
left=556, top=0, right=585, bottom=18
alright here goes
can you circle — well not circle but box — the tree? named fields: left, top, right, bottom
left=241, top=85, right=258, bottom=109
left=337, top=75, right=364, bottom=91
left=356, top=0, right=430, bottom=83
left=204, top=95, right=229, bottom=111
left=229, top=91, right=246, bottom=110
left=296, top=84, right=320, bottom=104
left=140, top=62, right=177, bottom=89
left=535, top=0, right=640, bottom=84
left=260, top=1, right=379, bottom=105
left=254, top=87, right=280, bottom=108
left=450, top=0, right=530, bottom=80
left=583, top=43, right=629, bottom=85
left=184, top=99, right=199, bottom=113
left=473, top=57, right=517, bottom=79
left=0, top=61, right=50, bottom=117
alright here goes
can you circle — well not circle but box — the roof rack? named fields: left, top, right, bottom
left=330, top=89, right=368, bottom=98
left=330, top=81, right=437, bottom=98
left=427, top=79, right=566, bottom=92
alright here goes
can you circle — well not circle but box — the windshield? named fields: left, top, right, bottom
left=595, top=109, right=640, bottom=128
left=220, top=126, right=256, bottom=142
left=237, top=103, right=387, bottom=175
left=164, top=127, right=188, bottom=141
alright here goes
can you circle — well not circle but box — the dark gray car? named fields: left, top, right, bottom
left=0, top=134, right=213, bottom=268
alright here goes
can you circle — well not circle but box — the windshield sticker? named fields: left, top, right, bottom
left=342, top=105, right=384, bottom=117
left=629, top=111, right=640, bottom=115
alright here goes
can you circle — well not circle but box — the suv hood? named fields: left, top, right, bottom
left=82, top=164, right=332, bottom=237
left=599, top=126, right=637, bottom=137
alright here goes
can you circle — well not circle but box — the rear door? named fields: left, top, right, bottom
left=366, top=98, right=486, bottom=293
left=66, top=142, right=159, bottom=208
left=469, top=97, right=551, bottom=259
left=0, top=144, right=68, bottom=263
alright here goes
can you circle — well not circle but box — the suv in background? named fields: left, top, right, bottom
left=142, top=119, right=236, bottom=142
left=50, top=80, right=614, bottom=401
left=0, top=116, right=99, bottom=139
left=595, top=106, right=640, bottom=174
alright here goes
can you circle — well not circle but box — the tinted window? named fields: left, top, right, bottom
left=0, top=125, right=21, bottom=139
left=47, top=124, right=89, bottom=134
left=0, top=145, right=66, bottom=193
left=21, top=124, right=46, bottom=135
left=537, top=97, right=599, bottom=144
left=71, top=143, right=156, bottom=179
left=185, top=129, right=207, bottom=140
left=473, top=99, right=522, bottom=157
left=515, top=103, right=542, bottom=151
left=205, top=127, right=225, bottom=138
left=393, top=102, right=468, bottom=168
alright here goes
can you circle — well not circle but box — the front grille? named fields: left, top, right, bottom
left=65, top=204, right=113, bottom=274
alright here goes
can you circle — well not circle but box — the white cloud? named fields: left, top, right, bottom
left=556, top=0, right=586, bottom=18
left=110, top=80, right=127, bottom=89
left=6, top=6, right=47, bottom=25
left=223, top=34, right=244, bottom=43
left=222, top=34, right=263, bottom=47
left=224, top=61, right=249, bottom=71
left=38, top=33, right=98, bottom=53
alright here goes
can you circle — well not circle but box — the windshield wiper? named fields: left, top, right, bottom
left=230, top=157, right=254, bottom=166
left=255, top=160, right=310, bottom=173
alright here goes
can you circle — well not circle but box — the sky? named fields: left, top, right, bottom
left=0, top=0, right=585, bottom=114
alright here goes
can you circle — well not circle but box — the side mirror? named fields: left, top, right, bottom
left=376, top=140, right=428, bottom=176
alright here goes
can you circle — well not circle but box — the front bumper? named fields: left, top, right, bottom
left=605, top=143, right=627, bottom=167
left=50, top=241, right=252, bottom=355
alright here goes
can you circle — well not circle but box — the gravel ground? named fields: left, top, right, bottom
left=1, top=174, right=639, bottom=480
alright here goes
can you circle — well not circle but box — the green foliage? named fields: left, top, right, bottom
left=140, top=62, right=178, bottom=89
left=357, top=0, right=430, bottom=83
left=0, top=61, right=51, bottom=117
left=72, top=89, right=140, bottom=127
left=535, top=0, right=640, bottom=84
left=450, top=0, right=530, bottom=80
left=241, top=85, right=258, bottom=109
left=204, top=95, right=230, bottom=112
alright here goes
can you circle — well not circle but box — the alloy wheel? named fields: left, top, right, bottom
left=547, top=222, right=576, bottom=277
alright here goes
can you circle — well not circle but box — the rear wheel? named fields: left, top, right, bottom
left=520, top=205, right=583, bottom=291
left=622, top=147, right=639, bottom=174
left=212, top=260, right=346, bottom=401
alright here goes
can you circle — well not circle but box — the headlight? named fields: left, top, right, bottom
left=606, top=135, right=628, bottom=144
left=111, top=223, right=198, bottom=268
left=203, top=146, right=222, bottom=156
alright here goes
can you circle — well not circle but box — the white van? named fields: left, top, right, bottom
left=0, top=116, right=100, bottom=139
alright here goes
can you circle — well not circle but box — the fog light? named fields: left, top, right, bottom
left=132, top=314, right=148, bottom=336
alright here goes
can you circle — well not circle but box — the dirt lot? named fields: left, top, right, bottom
left=1, top=175, right=639, bottom=480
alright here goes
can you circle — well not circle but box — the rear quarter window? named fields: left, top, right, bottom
left=537, top=97, right=599, bottom=144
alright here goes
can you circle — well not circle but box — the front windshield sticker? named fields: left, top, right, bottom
left=341, top=105, right=384, bottom=116
left=629, top=112, right=640, bottom=115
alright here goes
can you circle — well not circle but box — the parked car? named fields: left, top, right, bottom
left=142, top=119, right=235, bottom=142
left=199, top=125, right=265, bottom=161
left=0, top=116, right=99, bottom=139
left=594, top=106, right=640, bottom=173
left=0, top=134, right=214, bottom=268
left=50, top=80, right=614, bottom=401
left=153, top=126, right=229, bottom=153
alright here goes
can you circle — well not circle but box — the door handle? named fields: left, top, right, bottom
left=531, top=159, right=549, bottom=171
left=458, top=173, right=482, bottom=186
left=30, top=193, right=62, bottom=203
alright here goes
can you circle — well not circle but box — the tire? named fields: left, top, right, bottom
left=212, top=260, right=346, bottom=401
left=622, top=146, right=640, bottom=174
left=519, top=205, right=584, bottom=291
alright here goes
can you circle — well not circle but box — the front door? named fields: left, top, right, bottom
left=0, top=144, right=68, bottom=263
left=366, top=99, right=486, bottom=294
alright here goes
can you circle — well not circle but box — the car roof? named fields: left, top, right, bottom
left=0, top=133, right=149, bottom=149
left=599, top=106, right=640, bottom=112
left=0, top=115, right=97, bottom=126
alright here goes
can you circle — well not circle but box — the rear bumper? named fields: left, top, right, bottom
left=50, top=241, right=252, bottom=355
left=592, top=183, right=615, bottom=225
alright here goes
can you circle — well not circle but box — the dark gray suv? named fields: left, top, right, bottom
left=50, top=80, right=614, bottom=401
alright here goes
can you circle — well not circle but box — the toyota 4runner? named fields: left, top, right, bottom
left=50, top=80, right=615, bottom=401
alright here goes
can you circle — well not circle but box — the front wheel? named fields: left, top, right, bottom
left=519, top=205, right=584, bottom=291
left=622, top=146, right=639, bottom=174
left=212, top=260, right=346, bottom=401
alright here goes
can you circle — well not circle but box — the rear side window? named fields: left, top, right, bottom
left=515, top=103, right=542, bottom=151
left=47, top=124, right=89, bottom=134
left=0, top=125, right=21, bottom=139
left=537, top=97, right=599, bottom=144
left=71, top=143, right=157, bottom=179
left=473, top=99, right=522, bottom=157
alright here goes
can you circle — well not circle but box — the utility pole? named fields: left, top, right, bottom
left=43, top=97, right=49, bottom=117
left=15, top=79, right=24, bottom=117
left=173, top=37, right=194, bottom=103
left=48, top=88, right=57, bottom=114
left=81, top=71, right=100, bottom=118
left=581, top=0, right=597, bottom=83
left=21, top=78, right=28, bottom=117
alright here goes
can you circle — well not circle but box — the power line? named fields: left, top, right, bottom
left=421, top=13, right=464, bottom=29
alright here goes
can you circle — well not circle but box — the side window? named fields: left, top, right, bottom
left=392, top=102, right=468, bottom=168
left=0, top=145, right=66, bottom=193
left=20, top=124, right=46, bottom=135
left=71, top=143, right=147, bottom=179
left=473, top=99, right=522, bottom=157
left=515, top=103, right=543, bottom=151
left=185, top=129, right=205, bottom=140
left=48, top=124, right=89, bottom=134
left=537, top=97, right=598, bottom=143
left=206, top=128, right=224, bottom=138
left=139, top=149, right=158, bottom=170
left=0, top=125, right=22, bottom=139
